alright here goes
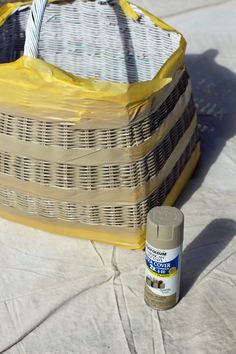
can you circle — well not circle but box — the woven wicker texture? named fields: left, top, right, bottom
left=0, top=0, right=199, bottom=242
left=0, top=93, right=195, bottom=191
left=0, top=0, right=181, bottom=83
left=0, top=71, right=190, bottom=149
left=0, top=129, right=198, bottom=228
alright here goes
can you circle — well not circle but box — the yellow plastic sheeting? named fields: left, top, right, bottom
left=119, top=0, right=140, bottom=20
left=0, top=1, right=186, bottom=129
left=0, top=0, right=197, bottom=249
left=0, top=76, right=191, bottom=167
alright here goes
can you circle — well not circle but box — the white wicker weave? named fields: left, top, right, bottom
left=1, top=0, right=181, bottom=83
left=0, top=0, right=199, bottom=236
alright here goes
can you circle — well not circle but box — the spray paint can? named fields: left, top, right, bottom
left=144, top=206, right=184, bottom=310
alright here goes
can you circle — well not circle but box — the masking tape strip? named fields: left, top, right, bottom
left=128, top=68, right=185, bottom=125
left=0, top=59, right=181, bottom=129
left=0, top=142, right=200, bottom=249
left=0, top=113, right=198, bottom=204
left=0, top=2, right=186, bottom=129
left=163, top=141, right=200, bottom=207
left=0, top=80, right=192, bottom=166
left=0, top=67, right=185, bottom=131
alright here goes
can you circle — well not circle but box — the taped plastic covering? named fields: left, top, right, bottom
left=0, top=113, right=197, bottom=203
left=0, top=75, right=191, bottom=165
left=0, top=142, right=200, bottom=249
left=0, top=56, right=174, bottom=129
left=0, top=0, right=199, bottom=248
left=0, top=1, right=186, bottom=128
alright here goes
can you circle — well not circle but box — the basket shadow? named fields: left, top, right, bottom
left=180, top=218, right=236, bottom=298
left=113, top=1, right=139, bottom=83
left=176, top=49, right=236, bottom=206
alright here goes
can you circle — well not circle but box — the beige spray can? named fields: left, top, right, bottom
left=144, top=206, right=184, bottom=310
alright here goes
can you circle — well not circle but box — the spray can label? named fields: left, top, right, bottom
left=145, top=242, right=182, bottom=300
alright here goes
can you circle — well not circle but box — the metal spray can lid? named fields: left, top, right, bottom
left=146, top=206, right=184, bottom=249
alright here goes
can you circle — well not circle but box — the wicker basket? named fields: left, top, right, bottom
left=0, top=0, right=200, bottom=248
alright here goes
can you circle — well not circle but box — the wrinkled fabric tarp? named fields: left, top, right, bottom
left=0, top=0, right=236, bottom=353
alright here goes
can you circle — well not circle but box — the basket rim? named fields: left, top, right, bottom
left=0, top=0, right=186, bottom=90
left=0, top=0, right=187, bottom=130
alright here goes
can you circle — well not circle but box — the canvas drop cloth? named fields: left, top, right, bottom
left=0, top=0, right=236, bottom=353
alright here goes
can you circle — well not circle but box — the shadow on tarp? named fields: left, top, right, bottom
left=180, top=218, right=236, bottom=298
left=177, top=49, right=236, bottom=206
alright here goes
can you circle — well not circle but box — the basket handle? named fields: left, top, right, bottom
left=24, top=0, right=140, bottom=58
